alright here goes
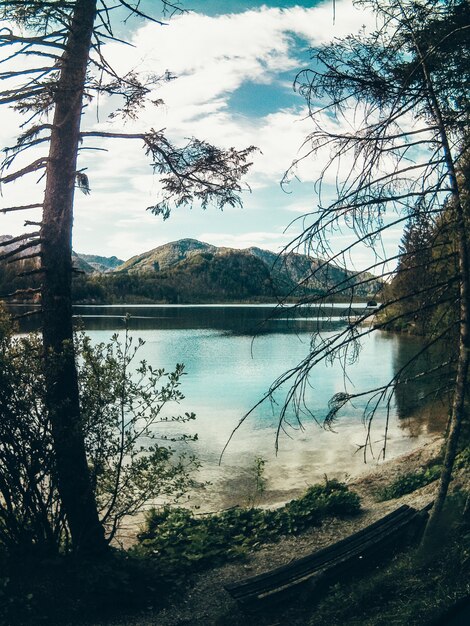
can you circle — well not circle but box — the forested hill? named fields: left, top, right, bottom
left=72, top=238, right=382, bottom=303
left=1, top=236, right=382, bottom=303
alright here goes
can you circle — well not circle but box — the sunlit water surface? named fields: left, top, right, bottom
left=15, top=303, right=445, bottom=511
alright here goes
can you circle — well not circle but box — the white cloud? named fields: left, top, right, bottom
left=197, top=230, right=295, bottom=252
left=89, top=0, right=375, bottom=164
left=2, top=0, right=388, bottom=267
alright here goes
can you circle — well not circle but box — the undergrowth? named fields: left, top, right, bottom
left=0, top=549, right=170, bottom=626
left=215, top=490, right=470, bottom=626
left=304, top=491, right=470, bottom=626
left=377, top=446, right=470, bottom=501
left=136, top=479, right=361, bottom=576
left=376, top=464, right=442, bottom=500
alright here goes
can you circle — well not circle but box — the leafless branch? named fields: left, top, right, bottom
left=1, top=203, right=43, bottom=214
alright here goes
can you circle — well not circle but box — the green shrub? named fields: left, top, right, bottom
left=376, top=465, right=442, bottom=501
left=136, top=479, right=361, bottom=577
left=0, top=309, right=198, bottom=554
left=455, top=446, right=470, bottom=469
left=377, top=446, right=469, bottom=502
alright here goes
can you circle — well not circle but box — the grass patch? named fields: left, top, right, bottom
left=376, top=445, right=469, bottom=501
left=136, top=479, right=361, bottom=576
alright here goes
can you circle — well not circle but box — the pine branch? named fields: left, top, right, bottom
left=8, top=252, right=41, bottom=264
left=0, top=85, right=51, bottom=105
left=0, top=67, right=55, bottom=80
left=0, top=34, right=66, bottom=50
left=11, top=309, right=42, bottom=322
left=118, top=0, right=167, bottom=25
left=18, top=268, right=45, bottom=278
left=0, top=239, right=41, bottom=262
left=0, top=287, right=41, bottom=299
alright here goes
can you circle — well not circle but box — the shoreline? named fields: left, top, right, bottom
left=114, top=433, right=443, bottom=550
left=102, top=437, right=448, bottom=626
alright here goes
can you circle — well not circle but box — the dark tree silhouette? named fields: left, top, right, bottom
left=0, top=0, right=254, bottom=553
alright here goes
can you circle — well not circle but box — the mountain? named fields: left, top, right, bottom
left=112, top=238, right=382, bottom=301
left=71, top=251, right=96, bottom=274
left=2, top=235, right=382, bottom=303
left=76, top=253, right=124, bottom=273
left=0, top=236, right=120, bottom=274
left=118, top=239, right=217, bottom=273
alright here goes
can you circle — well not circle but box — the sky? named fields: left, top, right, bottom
left=0, top=0, right=403, bottom=268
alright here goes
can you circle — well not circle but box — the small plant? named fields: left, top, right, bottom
left=136, top=479, right=361, bottom=577
left=376, top=465, right=442, bottom=501
left=246, top=456, right=267, bottom=508
left=78, top=324, right=200, bottom=542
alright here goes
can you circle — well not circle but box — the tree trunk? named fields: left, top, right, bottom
left=422, top=191, right=470, bottom=541
left=40, top=0, right=106, bottom=554
left=415, top=48, right=470, bottom=543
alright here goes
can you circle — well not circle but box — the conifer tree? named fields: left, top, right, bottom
left=0, top=0, right=254, bottom=553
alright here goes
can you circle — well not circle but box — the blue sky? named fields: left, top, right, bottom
left=1, top=0, right=402, bottom=268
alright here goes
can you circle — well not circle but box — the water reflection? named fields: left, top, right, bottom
left=8, top=304, right=444, bottom=511
left=390, top=332, right=452, bottom=436
left=8, top=303, right=371, bottom=334
left=75, top=303, right=365, bottom=336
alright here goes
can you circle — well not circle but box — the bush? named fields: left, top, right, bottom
left=0, top=309, right=198, bottom=554
left=136, top=479, right=361, bottom=577
left=376, top=465, right=442, bottom=501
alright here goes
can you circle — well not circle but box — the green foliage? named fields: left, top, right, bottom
left=376, top=465, right=442, bottom=501
left=78, top=325, right=199, bottom=542
left=455, top=445, right=470, bottom=469
left=137, top=480, right=361, bottom=577
left=246, top=456, right=267, bottom=508
left=71, top=251, right=278, bottom=304
left=0, top=310, right=198, bottom=553
left=376, top=446, right=469, bottom=502
left=380, top=204, right=461, bottom=340
left=0, top=310, right=62, bottom=554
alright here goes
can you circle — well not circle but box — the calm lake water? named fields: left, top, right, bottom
left=12, top=303, right=446, bottom=511
left=58, top=303, right=444, bottom=511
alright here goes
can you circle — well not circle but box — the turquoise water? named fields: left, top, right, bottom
left=71, top=305, right=444, bottom=510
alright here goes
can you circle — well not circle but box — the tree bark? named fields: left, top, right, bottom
left=414, top=42, right=470, bottom=543
left=40, top=0, right=106, bottom=554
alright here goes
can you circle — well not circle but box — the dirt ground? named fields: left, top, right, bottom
left=91, top=437, right=453, bottom=626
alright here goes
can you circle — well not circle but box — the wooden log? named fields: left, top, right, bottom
left=225, top=504, right=429, bottom=608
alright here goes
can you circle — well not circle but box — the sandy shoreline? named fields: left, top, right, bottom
left=97, top=436, right=450, bottom=626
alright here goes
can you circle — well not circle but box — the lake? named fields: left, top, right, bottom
left=63, top=304, right=445, bottom=512
left=11, top=303, right=446, bottom=511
